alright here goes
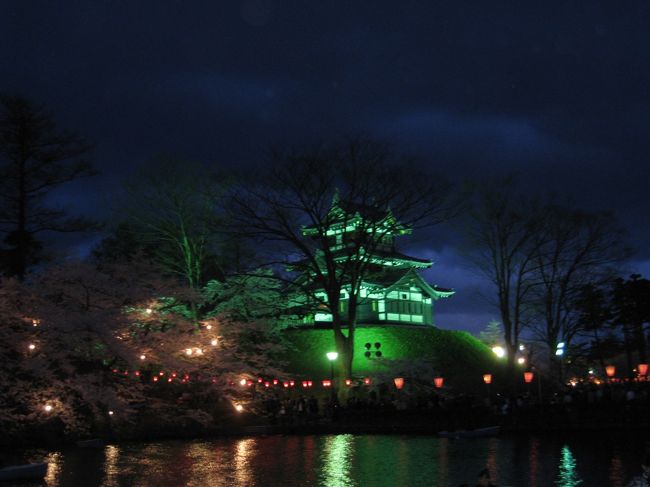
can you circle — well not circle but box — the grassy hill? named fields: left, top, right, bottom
left=281, top=325, right=505, bottom=393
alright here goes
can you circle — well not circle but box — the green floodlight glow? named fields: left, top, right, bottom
left=326, top=352, right=339, bottom=361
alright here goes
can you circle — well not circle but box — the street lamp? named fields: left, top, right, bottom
left=326, top=352, right=338, bottom=396
left=492, top=346, right=505, bottom=358
left=483, top=374, right=492, bottom=405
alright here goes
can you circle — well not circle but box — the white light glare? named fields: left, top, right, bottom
left=44, top=404, right=53, bottom=412
left=555, top=349, right=564, bottom=356
left=517, top=357, right=526, bottom=365
left=492, top=346, right=506, bottom=358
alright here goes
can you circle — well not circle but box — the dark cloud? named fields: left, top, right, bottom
left=1, top=0, right=648, bottom=333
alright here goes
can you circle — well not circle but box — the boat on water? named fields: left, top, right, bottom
left=0, top=463, right=48, bottom=481
left=438, top=425, right=500, bottom=439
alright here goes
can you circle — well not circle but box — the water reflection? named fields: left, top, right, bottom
left=557, top=445, right=582, bottom=486
left=12, top=433, right=645, bottom=486
left=320, top=434, right=354, bottom=487
left=44, top=451, right=62, bottom=486
left=102, top=445, right=120, bottom=487
left=609, top=454, right=625, bottom=487
left=528, top=437, right=539, bottom=487
left=234, top=438, right=255, bottom=486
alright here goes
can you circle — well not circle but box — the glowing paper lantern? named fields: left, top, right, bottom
left=364, top=378, right=371, bottom=385
left=301, top=381, right=308, bottom=388
left=239, top=378, right=247, bottom=386
left=638, top=364, right=648, bottom=376
left=394, top=377, right=404, bottom=390
left=605, top=365, right=616, bottom=377
left=273, top=379, right=279, bottom=385
left=322, top=380, right=332, bottom=387
left=153, top=376, right=159, bottom=382
left=307, top=381, right=313, bottom=387
left=289, top=380, right=295, bottom=387
left=264, top=381, right=270, bottom=388
left=524, top=372, right=534, bottom=383
left=483, top=374, right=492, bottom=385
left=434, top=377, right=444, bottom=388
left=345, top=379, right=352, bottom=386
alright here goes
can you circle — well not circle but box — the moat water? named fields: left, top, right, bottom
left=7, top=432, right=647, bottom=486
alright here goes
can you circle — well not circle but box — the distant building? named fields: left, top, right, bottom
left=296, top=195, right=454, bottom=328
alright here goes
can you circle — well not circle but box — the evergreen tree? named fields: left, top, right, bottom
left=0, top=95, right=96, bottom=279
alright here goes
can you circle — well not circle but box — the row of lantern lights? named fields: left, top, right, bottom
left=605, top=363, right=648, bottom=379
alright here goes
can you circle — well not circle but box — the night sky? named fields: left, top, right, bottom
left=2, top=1, right=649, bottom=333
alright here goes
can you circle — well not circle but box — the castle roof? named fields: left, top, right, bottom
left=362, top=268, right=455, bottom=300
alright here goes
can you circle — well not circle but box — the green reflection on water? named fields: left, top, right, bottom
left=320, top=434, right=355, bottom=487
left=557, top=445, right=582, bottom=486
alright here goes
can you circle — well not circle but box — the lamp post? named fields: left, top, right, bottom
left=483, top=374, right=492, bottom=405
left=326, top=352, right=338, bottom=397
left=605, top=365, right=616, bottom=382
left=638, top=363, right=648, bottom=380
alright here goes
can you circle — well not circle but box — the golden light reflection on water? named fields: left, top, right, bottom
left=185, top=442, right=220, bottom=487
left=44, top=451, right=61, bottom=486
left=320, top=434, right=355, bottom=487
left=233, top=438, right=256, bottom=486
left=103, top=444, right=120, bottom=487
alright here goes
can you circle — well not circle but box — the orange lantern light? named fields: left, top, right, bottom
left=483, top=374, right=492, bottom=385
left=434, top=377, right=444, bottom=389
left=394, top=377, right=405, bottom=390
left=605, top=365, right=616, bottom=377
left=638, top=363, right=648, bottom=376
left=524, top=372, right=534, bottom=383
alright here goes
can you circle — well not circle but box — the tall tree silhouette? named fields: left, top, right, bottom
left=0, top=95, right=96, bottom=278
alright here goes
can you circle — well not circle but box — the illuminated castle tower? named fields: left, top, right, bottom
left=299, top=197, right=454, bottom=327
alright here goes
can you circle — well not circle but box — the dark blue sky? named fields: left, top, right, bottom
left=2, top=1, right=649, bottom=333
